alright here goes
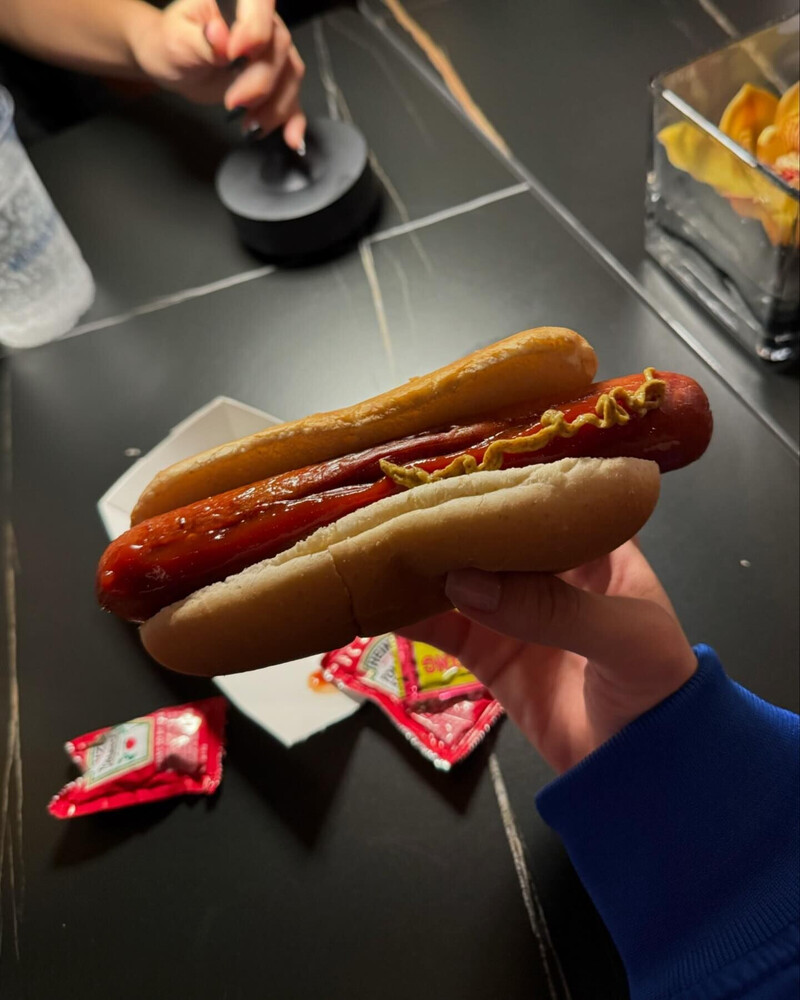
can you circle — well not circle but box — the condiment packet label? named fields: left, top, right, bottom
left=49, top=697, right=227, bottom=819
left=404, top=641, right=483, bottom=704
left=81, top=719, right=154, bottom=787
left=343, top=634, right=483, bottom=704
left=322, top=636, right=503, bottom=770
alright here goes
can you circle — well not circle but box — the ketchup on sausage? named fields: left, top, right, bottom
left=97, top=373, right=711, bottom=622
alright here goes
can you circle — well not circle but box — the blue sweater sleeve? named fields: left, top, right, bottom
left=536, top=646, right=799, bottom=1000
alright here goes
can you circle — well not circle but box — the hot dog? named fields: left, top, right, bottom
left=96, top=328, right=712, bottom=675
left=129, top=326, right=599, bottom=523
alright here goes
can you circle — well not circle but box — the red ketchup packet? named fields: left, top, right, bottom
left=322, top=636, right=503, bottom=770
left=48, top=697, right=227, bottom=819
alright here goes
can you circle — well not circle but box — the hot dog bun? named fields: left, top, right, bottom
left=131, top=327, right=597, bottom=524
left=140, top=456, right=659, bottom=675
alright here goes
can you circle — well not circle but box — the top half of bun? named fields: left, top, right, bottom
left=131, top=327, right=597, bottom=524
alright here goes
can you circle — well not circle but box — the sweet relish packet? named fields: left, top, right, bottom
left=49, top=697, right=227, bottom=819
left=322, top=636, right=503, bottom=770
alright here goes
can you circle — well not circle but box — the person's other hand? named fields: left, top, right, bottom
left=130, top=0, right=306, bottom=149
left=399, top=540, right=698, bottom=774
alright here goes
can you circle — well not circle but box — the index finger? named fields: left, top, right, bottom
left=229, top=0, right=276, bottom=59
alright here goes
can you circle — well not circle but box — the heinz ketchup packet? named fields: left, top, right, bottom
left=49, top=697, right=227, bottom=819
left=322, top=636, right=503, bottom=770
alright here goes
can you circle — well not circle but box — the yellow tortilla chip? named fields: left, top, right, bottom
left=658, top=81, right=799, bottom=246
left=659, top=122, right=761, bottom=198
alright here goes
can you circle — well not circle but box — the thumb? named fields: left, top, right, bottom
left=445, top=569, right=697, bottom=690
left=229, top=0, right=275, bottom=60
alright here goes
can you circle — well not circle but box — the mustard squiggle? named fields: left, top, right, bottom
left=380, top=368, right=666, bottom=489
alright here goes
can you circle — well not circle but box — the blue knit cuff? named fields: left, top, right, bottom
left=536, top=646, right=799, bottom=1000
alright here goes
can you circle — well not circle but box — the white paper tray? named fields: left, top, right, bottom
left=98, top=396, right=362, bottom=746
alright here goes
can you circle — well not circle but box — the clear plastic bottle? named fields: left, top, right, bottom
left=0, top=87, right=95, bottom=349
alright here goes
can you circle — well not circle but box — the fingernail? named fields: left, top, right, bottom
left=446, top=569, right=502, bottom=614
left=296, top=138, right=306, bottom=157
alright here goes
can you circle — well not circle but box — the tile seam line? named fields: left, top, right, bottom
left=693, top=0, right=738, bottom=38
left=358, top=0, right=799, bottom=460
left=488, top=754, right=570, bottom=1000
left=367, top=182, right=529, bottom=243
left=66, top=264, right=278, bottom=338
left=55, top=185, right=527, bottom=340
left=1, top=368, right=23, bottom=963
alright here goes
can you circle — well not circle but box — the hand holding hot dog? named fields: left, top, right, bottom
left=95, top=328, right=713, bottom=676
left=399, top=539, right=698, bottom=773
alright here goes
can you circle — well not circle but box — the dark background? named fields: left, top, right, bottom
left=1, top=2, right=798, bottom=998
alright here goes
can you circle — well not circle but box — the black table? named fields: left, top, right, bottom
left=1, top=5, right=798, bottom=998
left=363, top=0, right=800, bottom=447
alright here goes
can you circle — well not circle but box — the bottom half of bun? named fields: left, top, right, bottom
left=140, top=456, right=660, bottom=675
